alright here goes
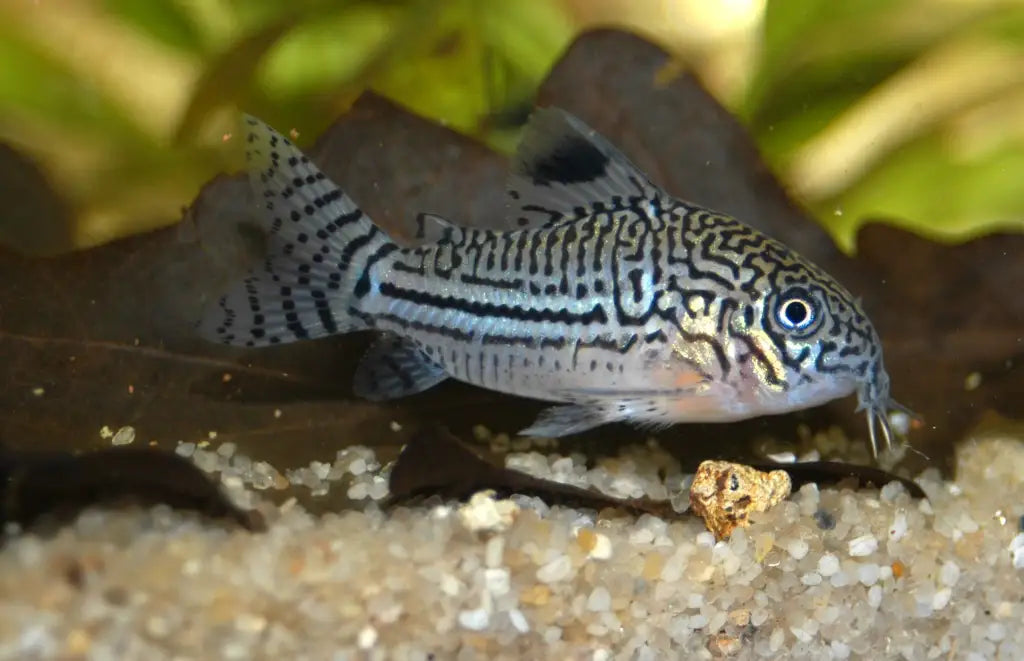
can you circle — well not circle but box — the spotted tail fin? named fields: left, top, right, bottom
left=199, top=115, right=397, bottom=347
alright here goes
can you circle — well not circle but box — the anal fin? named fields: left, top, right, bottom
left=353, top=334, right=448, bottom=401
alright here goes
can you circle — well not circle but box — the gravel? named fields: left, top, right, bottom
left=1, top=432, right=1023, bottom=660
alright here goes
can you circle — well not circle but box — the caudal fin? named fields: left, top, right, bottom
left=200, top=115, right=397, bottom=347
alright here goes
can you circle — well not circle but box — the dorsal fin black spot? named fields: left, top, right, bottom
left=522, top=134, right=609, bottom=186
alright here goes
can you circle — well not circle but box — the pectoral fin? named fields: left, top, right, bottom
left=518, top=403, right=610, bottom=438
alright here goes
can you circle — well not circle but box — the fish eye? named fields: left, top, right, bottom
left=777, top=296, right=815, bottom=330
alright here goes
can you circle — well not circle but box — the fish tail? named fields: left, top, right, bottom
left=200, top=114, right=396, bottom=347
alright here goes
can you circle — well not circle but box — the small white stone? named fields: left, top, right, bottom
left=867, top=585, right=883, bottom=608
left=458, top=609, right=490, bottom=631
left=629, top=528, right=655, bottom=545
left=848, top=534, right=878, bottom=557
left=589, top=533, right=613, bottom=560
left=817, top=553, right=840, bottom=577
left=483, top=568, right=510, bottom=597
left=367, top=476, right=389, bottom=500
left=357, top=625, right=378, bottom=649
left=508, top=608, right=530, bottom=633
left=439, top=574, right=461, bottom=596
left=175, top=442, right=196, bottom=458
left=688, top=614, right=708, bottom=629
left=879, top=481, right=905, bottom=502
left=484, top=536, right=505, bottom=567
left=550, top=456, right=575, bottom=474
left=310, top=460, right=330, bottom=480
left=586, top=586, right=611, bottom=612
left=797, top=449, right=821, bottom=462
left=932, top=588, right=951, bottom=611
left=939, top=561, right=960, bottom=587
left=346, top=481, right=369, bottom=500
left=592, top=650, right=612, bottom=661
left=536, top=555, right=573, bottom=583
left=1008, top=533, right=1024, bottom=569
left=765, top=451, right=796, bottom=463
left=790, top=626, right=813, bottom=643
left=800, top=572, right=822, bottom=586
left=987, top=622, right=1007, bottom=642
left=830, top=640, right=851, bottom=659
left=888, top=512, right=908, bottom=541
left=192, top=449, right=218, bottom=473
left=787, top=539, right=810, bottom=560
left=858, top=563, right=880, bottom=586
left=111, top=425, right=135, bottom=446
left=234, top=613, right=266, bottom=632
left=458, top=491, right=518, bottom=533
left=830, top=571, right=851, bottom=588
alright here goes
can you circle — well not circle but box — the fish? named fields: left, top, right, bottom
left=199, top=107, right=912, bottom=457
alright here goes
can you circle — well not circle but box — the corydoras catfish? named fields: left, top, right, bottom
left=200, top=108, right=911, bottom=457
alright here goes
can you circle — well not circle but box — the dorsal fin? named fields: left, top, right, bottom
left=413, top=212, right=457, bottom=243
left=505, top=108, right=661, bottom=229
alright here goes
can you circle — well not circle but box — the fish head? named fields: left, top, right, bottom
left=729, top=237, right=906, bottom=457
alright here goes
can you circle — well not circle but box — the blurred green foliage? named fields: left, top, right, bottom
left=0, top=0, right=571, bottom=249
left=744, top=0, right=1024, bottom=249
left=0, top=0, right=1021, bottom=253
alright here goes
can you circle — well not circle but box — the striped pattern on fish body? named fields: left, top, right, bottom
left=200, top=108, right=908, bottom=456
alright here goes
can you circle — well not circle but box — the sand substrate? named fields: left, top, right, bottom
left=2, top=432, right=1023, bottom=661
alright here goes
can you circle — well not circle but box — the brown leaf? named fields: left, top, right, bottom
left=386, top=426, right=684, bottom=519
left=0, top=446, right=264, bottom=532
left=0, top=144, right=74, bottom=257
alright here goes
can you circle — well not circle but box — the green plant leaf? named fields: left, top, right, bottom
left=821, top=133, right=1024, bottom=250
left=101, top=0, right=207, bottom=54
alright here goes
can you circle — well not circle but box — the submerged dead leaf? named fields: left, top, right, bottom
left=387, top=428, right=925, bottom=519
left=0, top=446, right=263, bottom=533
left=0, top=28, right=1018, bottom=490
left=386, top=426, right=682, bottom=519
